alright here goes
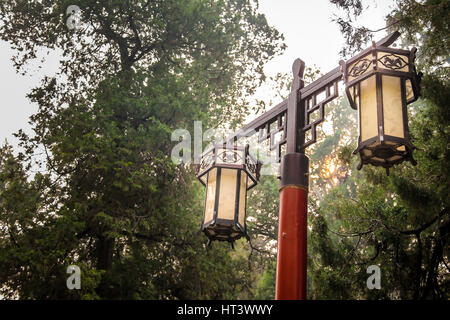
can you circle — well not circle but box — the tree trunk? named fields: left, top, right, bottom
left=96, top=236, right=114, bottom=271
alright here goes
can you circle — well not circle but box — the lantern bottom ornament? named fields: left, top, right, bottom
left=203, top=220, right=248, bottom=245
left=354, top=138, right=417, bottom=175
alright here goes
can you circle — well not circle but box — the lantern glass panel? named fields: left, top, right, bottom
left=238, top=172, right=248, bottom=227
left=348, top=85, right=360, bottom=109
left=348, top=86, right=355, bottom=104
left=382, top=75, right=404, bottom=138
left=217, top=168, right=238, bottom=221
left=199, top=149, right=215, bottom=177
left=360, top=75, right=378, bottom=141
left=389, top=155, right=403, bottom=161
left=354, top=85, right=360, bottom=109
left=204, top=168, right=217, bottom=225
left=405, top=79, right=414, bottom=103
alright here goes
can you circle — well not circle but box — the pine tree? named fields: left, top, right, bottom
left=0, top=0, right=285, bottom=299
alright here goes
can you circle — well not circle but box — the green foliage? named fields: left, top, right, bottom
left=0, top=0, right=285, bottom=299
left=255, top=261, right=276, bottom=300
left=331, top=0, right=450, bottom=68
left=306, top=0, right=450, bottom=299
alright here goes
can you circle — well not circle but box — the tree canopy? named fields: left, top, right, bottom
left=252, top=0, right=449, bottom=299
left=0, top=0, right=285, bottom=299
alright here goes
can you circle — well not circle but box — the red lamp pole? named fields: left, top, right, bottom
left=276, top=153, right=309, bottom=299
left=275, top=60, right=309, bottom=300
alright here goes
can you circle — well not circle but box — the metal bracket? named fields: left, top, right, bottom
left=208, top=32, right=403, bottom=164
left=301, top=79, right=339, bottom=149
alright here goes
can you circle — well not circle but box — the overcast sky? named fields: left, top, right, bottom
left=260, top=0, right=395, bottom=70
left=0, top=0, right=394, bottom=151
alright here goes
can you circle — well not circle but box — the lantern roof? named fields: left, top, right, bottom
left=196, top=144, right=261, bottom=190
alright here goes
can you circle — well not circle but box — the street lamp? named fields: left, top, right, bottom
left=195, top=32, right=421, bottom=299
left=196, top=144, right=261, bottom=246
left=340, top=41, right=421, bottom=174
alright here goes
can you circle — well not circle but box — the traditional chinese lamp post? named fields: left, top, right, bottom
left=195, top=32, right=421, bottom=299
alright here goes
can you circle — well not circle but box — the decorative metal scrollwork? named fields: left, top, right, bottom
left=246, top=154, right=257, bottom=174
left=199, top=152, right=214, bottom=170
left=217, top=150, right=242, bottom=164
left=301, top=80, right=339, bottom=149
left=348, top=58, right=372, bottom=77
left=256, top=110, right=287, bottom=163
left=378, top=53, right=408, bottom=70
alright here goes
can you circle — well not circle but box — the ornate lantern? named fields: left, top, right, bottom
left=341, top=41, right=421, bottom=174
left=196, top=144, right=260, bottom=245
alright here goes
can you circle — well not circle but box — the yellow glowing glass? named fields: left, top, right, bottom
left=360, top=76, right=378, bottom=141
left=204, top=168, right=217, bottom=224
left=382, top=75, right=404, bottom=138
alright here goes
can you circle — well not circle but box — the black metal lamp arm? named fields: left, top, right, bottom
left=212, top=32, right=403, bottom=163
